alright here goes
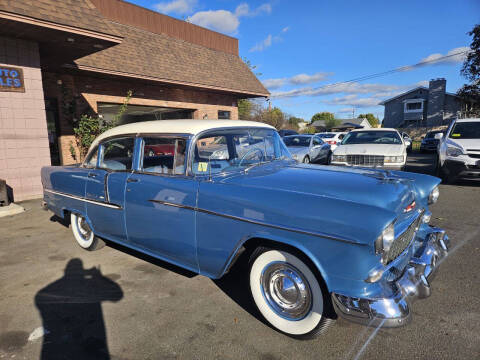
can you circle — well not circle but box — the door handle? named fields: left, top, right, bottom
left=127, top=178, right=139, bottom=183
left=88, top=173, right=97, bottom=178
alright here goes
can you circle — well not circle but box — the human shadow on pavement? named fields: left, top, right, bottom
left=34, top=258, right=123, bottom=360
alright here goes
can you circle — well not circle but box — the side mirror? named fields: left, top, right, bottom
left=434, top=133, right=444, bottom=140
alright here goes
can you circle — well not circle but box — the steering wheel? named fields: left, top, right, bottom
left=239, top=148, right=265, bottom=167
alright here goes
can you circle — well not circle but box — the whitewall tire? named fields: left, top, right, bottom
left=70, top=213, right=104, bottom=251
left=249, top=248, right=331, bottom=338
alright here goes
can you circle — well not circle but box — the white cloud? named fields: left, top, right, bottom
left=187, top=2, right=272, bottom=34
left=290, top=72, right=331, bottom=85
left=325, top=95, right=381, bottom=108
left=420, top=46, right=470, bottom=65
left=235, top=3, right=272, bottom=17
left=250, top=34, right=273, bottom=52
left=281, top=26, right=290, bottom=33
left=188, top=10, right=239, bottom=33
left=262, top=72, right=332, bottom=89
left=397, top=46, right=471, bottom=72
left=154, top=0, right=197, bottom=15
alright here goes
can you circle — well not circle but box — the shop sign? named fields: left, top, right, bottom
left=0, top=66, right=25, bottom=92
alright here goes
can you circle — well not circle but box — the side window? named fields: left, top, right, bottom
left=313, top=137, right=321, bottom=146
left=142, top=137, right=187, bottom=175
left=338, top=134, right=345, bottom=140
left=84, top=147, right=98, bottom=168
left=99, top=137, right=135, bottom=171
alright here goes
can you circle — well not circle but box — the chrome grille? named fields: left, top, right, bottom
left=385, top=212, right=423, bottom=264
left=346, top=155, right=384, bottom=167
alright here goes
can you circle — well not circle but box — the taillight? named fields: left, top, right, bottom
left=327, top=140, right=337, bottom=145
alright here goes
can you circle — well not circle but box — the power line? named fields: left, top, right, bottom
left=272, top=50, right=470, bottom=96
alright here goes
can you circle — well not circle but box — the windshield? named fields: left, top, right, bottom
left=342, top=131, right=402, bottom=145
left=426, top=131, right=442, bottom=139
left=449, top=122, right=480, bottom=139
left=283, top=136, right=311, bottom=147
left=192, top=128, right=291, bottom=175
left=317, top=133, right=336, bottom=139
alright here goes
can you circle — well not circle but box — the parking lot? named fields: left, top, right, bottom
left=0, top=152, right=479, bottom=360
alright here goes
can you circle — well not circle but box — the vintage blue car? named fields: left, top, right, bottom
left=41, top=120, right=449, bottom=338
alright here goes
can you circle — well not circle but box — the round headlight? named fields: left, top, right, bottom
left=429, top=186, right=440, bottom=204
left=375, top=222, right=395, bottom=263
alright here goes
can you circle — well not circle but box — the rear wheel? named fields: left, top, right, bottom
left=248, top=247, right=332, bottom=338
left=303, top=156, right=310, bottom=164
left=70, top=213, right=105, bottom=251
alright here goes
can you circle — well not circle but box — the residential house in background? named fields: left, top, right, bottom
left=380, top=78, right=467, bottom=128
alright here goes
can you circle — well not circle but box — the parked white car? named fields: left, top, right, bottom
left=316, top=132, right=347, bottom=151
left=436, top=118, right=480, bottom=183
left=283, top=134, right=331, bottom=164
left=331, top=128, right=407, bottom=170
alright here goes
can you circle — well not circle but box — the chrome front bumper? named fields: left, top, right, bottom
left=332, top=228, right=449, bottom=328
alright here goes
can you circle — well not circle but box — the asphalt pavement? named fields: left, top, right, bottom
left=0, top=153, right=479, bottom=360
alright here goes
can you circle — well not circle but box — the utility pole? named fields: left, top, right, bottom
left=352, top=107, right=355, bottom=119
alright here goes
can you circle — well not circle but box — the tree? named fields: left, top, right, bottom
left=358, top=113, right=379, bottom=127
left=242, top=57, right=262, bottom=77
left=458, top=24, right=480, bottom=117
left=238, top=99, right=253, bottom=120
left=311, top=112, right=334, bottom=123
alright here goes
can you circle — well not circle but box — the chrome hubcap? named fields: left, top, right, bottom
left=77, top=216, right=92, bottom=241
left=261, top=262, right=312, bottom=320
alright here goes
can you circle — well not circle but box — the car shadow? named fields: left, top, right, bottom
left=34, top=258, right=123, bottom=360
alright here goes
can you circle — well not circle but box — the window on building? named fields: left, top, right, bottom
left=218, top=110, right=231, bottom=119
left=99, top=137, right=135, bottom=171
left=141, top=137, right=187, bottom=175
left=405, top=101, right=423, bottom=112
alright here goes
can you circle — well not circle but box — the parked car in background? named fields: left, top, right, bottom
left=283, top=134, right=330, bottom=163
left=41, top=119, right=449, bottom=338
left=436, top=118, right=480, bottom=183
left=420, top=130, right=444, bottom=152
left=278, top=129, right=299, bottom=137
left=316, top=132, right=347, bottom=151
left=402, top=132, right=413, bottom=153
left=331, top=128, right=407, bottom=170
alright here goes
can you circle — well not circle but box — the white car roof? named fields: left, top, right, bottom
left=350, top=128, right=398, bottom=132
left=455, top=118, right=480, bottom=123
left=90, top=119, right=274, bottom=149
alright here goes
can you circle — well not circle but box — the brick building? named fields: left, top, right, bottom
left=0, top=0, right=268, bottom=201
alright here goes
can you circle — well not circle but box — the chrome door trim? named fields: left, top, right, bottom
left=44, top=189, right=122, bottom=209
left=148, top=199, right=362, bottom=245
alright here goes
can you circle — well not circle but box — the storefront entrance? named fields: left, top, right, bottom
left=97, top=103, right=194, bottom=125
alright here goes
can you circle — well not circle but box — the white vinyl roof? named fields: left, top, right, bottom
left=90, top=119, right=274, bottom=150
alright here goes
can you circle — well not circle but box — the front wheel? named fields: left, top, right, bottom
left=70, top=213, right=105, bottom=251
left=302, top=156, right=310, bottom=164
left=249, top=248, right=332, bottom=338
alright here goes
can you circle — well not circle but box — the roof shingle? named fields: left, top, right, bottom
left=75, top=22, right=269, bottom=96
left=0, top=0, right=121, bottom=38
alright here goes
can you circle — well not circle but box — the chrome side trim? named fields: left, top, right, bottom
left=148, top=199, right=361, bottom=245
left=44, top=189, right=122, bottom=209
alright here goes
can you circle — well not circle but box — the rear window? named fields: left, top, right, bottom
left=317, top=133, right=335, bottom=138
left=449, top=122, right=480, bottom=139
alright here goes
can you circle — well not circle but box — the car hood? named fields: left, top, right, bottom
left=446, top=137, right=480, bottom=150
left=334, top=144, right=404, bottom=156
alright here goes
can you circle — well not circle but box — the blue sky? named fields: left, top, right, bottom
left=130, top=0, right=479, bottom=121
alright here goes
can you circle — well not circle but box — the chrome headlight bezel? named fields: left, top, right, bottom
left=375, top=222, right=395, bottom=264
left=428, top=186, right=440, bottom=205
left=384, top=155, right=404, bottom=164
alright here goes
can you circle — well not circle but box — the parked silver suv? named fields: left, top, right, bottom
left=436, top=118, right=480, bottom=183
